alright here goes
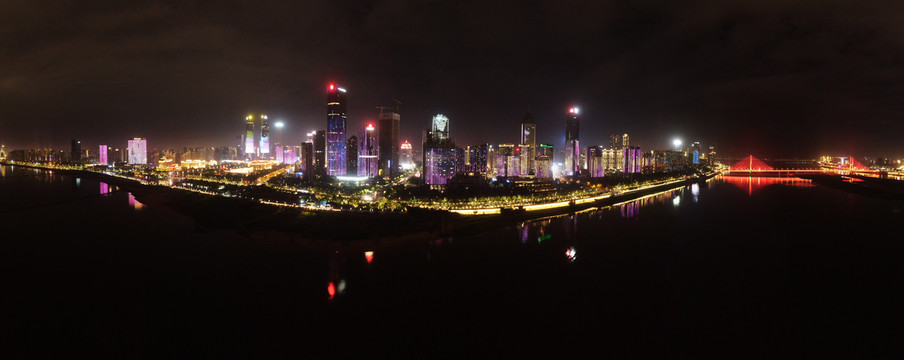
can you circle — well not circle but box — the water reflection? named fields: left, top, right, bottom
left=621, top=201, right=638, bottom=219
left=327, top=251, right=348, bottom=301
left=565, top=247, right=577, bottom=262
left=720, top=176, right=814, bottom=195
left=128, top=193, right=144, bottom=210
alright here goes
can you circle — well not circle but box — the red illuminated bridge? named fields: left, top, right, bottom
left=724, top=155, right=878, bottom=176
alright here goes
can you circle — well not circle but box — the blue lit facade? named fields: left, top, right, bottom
left=327, top=84, right=347, bottom=176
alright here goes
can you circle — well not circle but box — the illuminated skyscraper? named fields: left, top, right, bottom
left=467, top=143, right=490, bottom=174
left=400, top=140, right=414, bottom=170
left=623, top=146, right=642, bottom=173
left=259, top=115, right=270, bottom=155
left=494, top=144, right=521, bottom=177
left=602, top=148, right=621, bottom=172
left=536, top=144, right=554, bottom=178
left=564, top=107, right=580, bottom=175
left=275, top=145, right=284, bottom=163
left=359, top=123, right=378, bottom=177
left=587, top=146, right=604, bottom=177
left=521, top=112, right=536, bottom=175
left=423, top=114, right=456, bottom=186
left=127, top=138, right=147, bottom=165
left=244, top=115, right=255, bottom=155
left=98, top=145, right=108, bottom=166
left=327, top=84, right=347, bottom=176
left=622, top=133, right=630, bottom=149
left=378, top=105, right=400, bottom=178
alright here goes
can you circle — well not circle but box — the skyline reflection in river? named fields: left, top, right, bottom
left=2, top=166, right=901, bottom=358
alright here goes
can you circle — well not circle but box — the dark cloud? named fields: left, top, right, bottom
left=1, top=0, right=902, bottom=158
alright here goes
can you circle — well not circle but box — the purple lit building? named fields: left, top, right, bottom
left=623, top=146, right=642, bottom=174
left=98, top=145, right=108, bottom=166
left=587, top=146, right=604, bottom=177
left=284, top=146, right=297, bottom=164
left=423, top=114, right=456, bottom=186
left=127, top=138, right=147, bottom=165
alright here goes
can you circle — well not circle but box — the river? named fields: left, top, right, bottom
left=1, top=165, right=901, bottom=357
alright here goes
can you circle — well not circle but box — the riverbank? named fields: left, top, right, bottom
left=1, top=162, right=715, bottom=242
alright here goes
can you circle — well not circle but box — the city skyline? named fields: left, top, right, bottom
left=2, top=1, right=903, bottom=158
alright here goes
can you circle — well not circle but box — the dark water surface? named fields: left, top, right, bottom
left=2, top=165, right=902, bottom=358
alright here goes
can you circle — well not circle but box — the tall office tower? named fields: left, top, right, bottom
left=564, top=107, right=580, bottom=175
left=283, top=146, right=298, bottom=164
left=517, top=144, right=532, bottom=176
left=301, top=141, right=314, bottom=177
left=536, top=144, right=554, bottom=179
left=423, top=114, right=456, bottom=186
left=98, top=145, right=108, bottom=166
left=127, top=138, right=148, bottom=165
left=275, top=145, right=284, bottom=163
left=244, top=115, right=255, bottom=155
left=358, top=123, right=378, bottom=177
left=602, top=148, right=621, bottom=172
left=259, top=115, right=270, bottom=155
left=521, top=111, right=537, bottom=175
left=327, top=84, right=348, bottom=176
left=494, top=144, right=519, bottom=177
left=312, top=130, right=326, bottom=176
left=587, top=146, right=604, bottom=177
left=346, top=135, right=358, bottom=175
left=468, top=143, right=490, bottom=174
left=377, top=106, right=400, bottom=178
left=622, top=134, right=630, bottom=149
left=400, top=140, right=413, bottom=170
left=454, top=147, right=467, bottom=173
left=71, top=139, right=81, bottom=164
left=623, top=146, right=642, bottom=174
left=691, top=141, right=701, bottom=165
left=0, top=145, right=7, bottom=161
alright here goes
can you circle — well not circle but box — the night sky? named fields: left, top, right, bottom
left=1, top=0, right=902, bottom=159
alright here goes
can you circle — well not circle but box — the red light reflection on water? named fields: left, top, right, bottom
left=721, top=176, right=813, bottom=196
left=327, top=282, right=336, bottom=300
